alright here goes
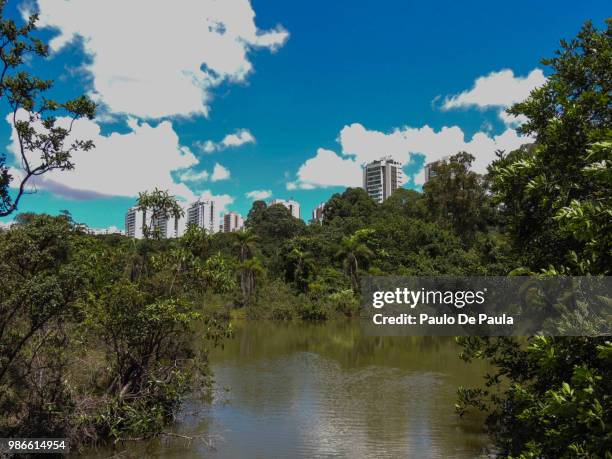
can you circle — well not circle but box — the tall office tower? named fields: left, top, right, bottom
left=223, top=212, right=245, bottom=232
left=125, top=206, right=146, bottom=239
left=423, top=156, right=450, bottom=184
left=187, top=200, right=220, bottom=234
left=270, top=199, right=301, bottom=219
left=310, top=202, right=325, bottom=224
left=362, top=156, right=405, bottom=203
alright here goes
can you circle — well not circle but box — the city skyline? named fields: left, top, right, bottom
left=0, top=0, right=608, bottom=230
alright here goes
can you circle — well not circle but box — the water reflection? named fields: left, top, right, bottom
left=85, top=321, right=490, bottom=458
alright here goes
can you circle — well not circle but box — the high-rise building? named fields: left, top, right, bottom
left=223, top=212, right=244, bottom=232
left=154, top=214, right=185, bottom=238
left=362, top=156, right=405, bottom=203
left=187, top=200, right=220, bottom=234
left=125, top=206, right=185, bottom=239
left=310, top=202, right=325, bottom=224
left=270, top=199, right=300, bottom=219
left=424, top=156, right=449, bottom=184
left=125, top=206, right=146, bottom=238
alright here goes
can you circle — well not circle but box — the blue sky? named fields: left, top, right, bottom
left=1, top=0, right=610, bottom=229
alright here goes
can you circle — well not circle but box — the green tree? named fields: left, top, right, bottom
left=137, top=188, right=184, bottom=240
left=245, top=200, right=267, bottom=227
left=458, top=19, right=612, bottom=458
left=236, top=258, right=265, bottom=305
left=336, top=229, right=375, bottom=292
left=0, top=2, right=96, bottom=217
left=490, top=19, right=612, bottom=273
left=423, top=151, right=490, bottom=241
left=233, top=229, right=258, bottom=262
left=180, top=223, right=211, bottom=259
left=0, top=215, right=87, bottom=436
left=246, top=202, right=305, bottom=262
left=283, top=237, right=317, bottom=293
left=323, top=187, right=377, bottom=233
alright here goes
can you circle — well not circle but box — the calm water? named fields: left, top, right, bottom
left=86, top=321, right=491, bottom=458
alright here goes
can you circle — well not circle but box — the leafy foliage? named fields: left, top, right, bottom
left=0, top=2, right=96, bottom=217
left=457, top=19, right=612, bottom=458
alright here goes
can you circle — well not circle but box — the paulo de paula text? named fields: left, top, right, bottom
left=372, top=313, right=514, bottom=326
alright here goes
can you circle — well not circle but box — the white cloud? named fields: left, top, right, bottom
left=211, top=163, right=230, bottom=181
left=289, top=123, right=531, bottom=189
left=287, top=181, right=315, bottom=190
left=291, top=148, right=362, bottom=189
left=413, top=168, right=426, bottom=187
left=498, top=110, right=529, bottom=128
left=35, top=0, right=289, bottom=119
left=7, top=111, right=201, bottom=202
left=221, top=129, right=256, bottom=148
left=245, top=189, right=271, bottom=200
left=197, top=128, right=255, bottom=153
left=442, top=68, right=546, bottom=111
left=196, top=190, right=234, bottom=213
left=178, top=169, right=210, bottom=182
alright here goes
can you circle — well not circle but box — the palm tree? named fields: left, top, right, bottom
left=233, top=229, right=258, bottom=262
left=286, top=246, right=315, bottom=293
left=336, top=229, right=375, bottom=292
left=236, top=258, right=265, bottom=304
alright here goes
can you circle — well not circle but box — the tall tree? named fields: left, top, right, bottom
left=323, top=187, right=377, bottom=233
left=336, top=229, right=375, bottom=292
left=0, top=2, right=96, bottom=217
left=137, top=188, right=184, bottom=240
left=423, top=152, right=490, bottom=241
left=233, top=229, right=258, bottom=263
left=236, top=258, right=265, bottom=305
left=490, top=18, right=612, bottom=273
left=458, top=20, right=612, bottom=458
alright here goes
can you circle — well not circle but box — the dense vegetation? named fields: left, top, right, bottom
left=0, top=152, right=509, bottom=446
left=0, top=213, right=230, bottom=444
left=456, top=19, right=611, bottom=458
left=0, top=7, right=609, bottom=458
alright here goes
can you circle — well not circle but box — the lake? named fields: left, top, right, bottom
left=86, top=320, right=491, bottom=458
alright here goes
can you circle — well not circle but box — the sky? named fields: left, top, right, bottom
left=1, top=0, right=610, bottom=230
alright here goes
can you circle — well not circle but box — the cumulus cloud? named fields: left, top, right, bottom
left=7, top=111, right=201, bottom=202
left=197, top=128, right=255, bottom=153
left=290, top=148, right=362, bottom=189
left=289, top=123, right=530, bottom=189
left=441, top=68, right=546, bottom=111
left=245, top=189, right=272, bottom=200
left=35, top=0, right=289, bottom=119
left=196, top=189, right=234, bottom=213
left=178, top=169, right=210, bottom=182
left=211, top=163, right=230, bottom=181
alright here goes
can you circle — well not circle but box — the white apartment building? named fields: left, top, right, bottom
left=270, top=199, right=300, bottom=219
left=125, top=206, right=146, bottom=238
left=187, top=200, right=220, bottom=234
left=87, top=226, right=125, bottom=236
left=362, top=156, right=405, bottom=203
left=223, top=212, right=244, bottom=232
left=310, top=202, right=325, bottom=224
left=154, top=214, right=186, bottom=239
left=125, top=206, right=185, bottom=239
